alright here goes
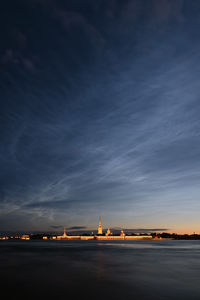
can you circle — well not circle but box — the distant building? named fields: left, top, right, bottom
left=44, top=217, right=152, bottom=241
left=57, top=227, right=68, bottom=240
left=106, top=228, right=112, bottom=236
left=98, top=216, right=103, bottom=235
left=63, top=227, right=67, bottom=238
left=120, top=229, right=125, bottom=237
left=20, top=235, right=30, bottom=240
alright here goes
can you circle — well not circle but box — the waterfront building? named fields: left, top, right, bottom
left=20, top=235, right=30, bottom=240
left=106, top=228, right=112, bottom=236
left=57, top=227, right=68, bottom=240
left=120, top=229, right=125, bottom=237
left=45, top=217, right=152, bottom=241
left=63, top=227, right=67, bottom=238
left=98, top=216, right=103, bottom=235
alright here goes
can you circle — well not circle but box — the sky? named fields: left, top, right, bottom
left=1, top=0, right=200, bottom=234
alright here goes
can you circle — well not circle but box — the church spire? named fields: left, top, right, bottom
left=63, top=227, right=67, bottom=237
left=98, top=216, right=103, bottom=235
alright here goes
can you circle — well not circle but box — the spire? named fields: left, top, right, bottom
left=98, top=216, right=103, bottom=235
left=106, top=228, right=111, bottom=236
left=63, top=227, right=67, bottom=237
left=120, top=228, right=125, bottom=237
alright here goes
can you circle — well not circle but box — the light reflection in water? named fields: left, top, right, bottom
left=0, top=240, right=200, bottom=300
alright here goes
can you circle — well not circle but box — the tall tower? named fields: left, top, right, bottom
left=63, top=227, right=67, bottom=237
left=120, top=228, right=125, bottom=237
left=98, top=216, right=103, bottom=235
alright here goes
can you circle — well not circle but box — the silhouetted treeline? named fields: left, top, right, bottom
left=151, top=232, right=200, bottom=240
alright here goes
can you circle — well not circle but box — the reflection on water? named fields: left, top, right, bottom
left=1, top=240, right=200, bottom=299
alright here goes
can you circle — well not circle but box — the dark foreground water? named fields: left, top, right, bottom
left=1, top=240, right=200, bottom=299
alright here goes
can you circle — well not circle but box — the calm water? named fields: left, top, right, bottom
left=1, top=240, right=200, bottom=299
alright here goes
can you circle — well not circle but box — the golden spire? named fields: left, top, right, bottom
left=98, top=216, right=103, bottom=235
left=120, top=228, right=125, bottom=237
left=63, top=227, right=67, bottom=237
left=106, top=228, right=111, bottom=236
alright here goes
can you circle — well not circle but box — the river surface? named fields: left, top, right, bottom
left=1, top=240, right=200, bottom=299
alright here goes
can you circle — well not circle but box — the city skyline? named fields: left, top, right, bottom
left=1, top=1, right=200, bottom=234
left=2, top=215, right=200, bottom=239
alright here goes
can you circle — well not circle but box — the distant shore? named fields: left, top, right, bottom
left=1, top=232, right=200, bottom=241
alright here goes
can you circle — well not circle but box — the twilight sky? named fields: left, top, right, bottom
left=1, top=0, right=200, bottom=234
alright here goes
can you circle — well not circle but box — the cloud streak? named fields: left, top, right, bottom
left=1, top=1, right=200, bottom=232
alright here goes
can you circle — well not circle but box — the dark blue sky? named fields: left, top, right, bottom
left=1, top=0, right=200, bottom=233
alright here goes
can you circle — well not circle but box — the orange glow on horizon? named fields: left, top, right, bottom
left=166, top=228, right=200, bottom=235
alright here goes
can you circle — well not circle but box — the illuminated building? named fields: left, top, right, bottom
left=0, top=217, right=152, bottom=241
left=95, top=219, right=152, bottom=240
left=106, top=228, right=112, bottom=236
left=20, top=235, right=30, bottom=240
left=57, top=227, right=82, bottom=240
left=120, top=229, right=125, bottom=237
left=57, top=227, right=67, bottom=239
left=63, top=227, right=67, bottom=238
left=98, top=216, right=103, bottom=235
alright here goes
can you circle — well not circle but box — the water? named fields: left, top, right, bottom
left=1, top=240, right=200, bottom=299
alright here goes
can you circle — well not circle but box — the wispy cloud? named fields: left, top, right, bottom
left=1, top=0, right=200, bottom=232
